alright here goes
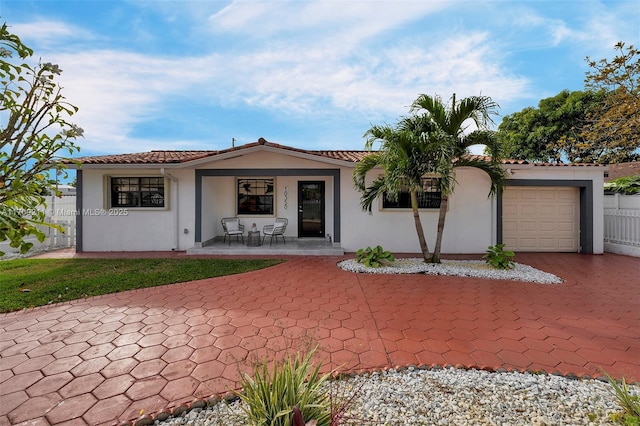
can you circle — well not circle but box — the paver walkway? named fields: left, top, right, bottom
left=1, top=252, right=638, bottom=425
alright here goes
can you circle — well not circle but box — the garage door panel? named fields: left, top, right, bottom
left=503, top=204, right=518, bottom=214
left=556, top=188, right=576, bottom=197
left=503, top=186, right=579, bottom=252
left=539, top=205, right=557, bottom=216
left=558, top=205, right=575, bottom=215
left=538, top=239, right=558, bottom=249
left=518, top=238, right=538, bottom=249
left=539, top=222, right=556, bottom=232
left=502, top=222, right=518, bottom=233
left=520, top=189, right=538, bottom=199
left=558, top=239, right=577, bottom=250
left=557, top=224, right=576, bottom=233
left=539, top=190, right=559, bottom=200
left=503, top=237, right=518, bottom=247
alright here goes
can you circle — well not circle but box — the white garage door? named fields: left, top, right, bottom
left=503, top=186, right=579, bottom=252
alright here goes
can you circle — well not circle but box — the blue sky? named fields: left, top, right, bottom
left=2, top=0, right=638, bottom=157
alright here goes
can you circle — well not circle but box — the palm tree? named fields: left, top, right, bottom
left=410, top=93, right=508, bottom=263
left=353, top=122, right=455, bottom=262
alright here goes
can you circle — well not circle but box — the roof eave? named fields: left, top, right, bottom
left=179, top=143, right=359, bottom=168
left=69, top=162, right=186, bottom=169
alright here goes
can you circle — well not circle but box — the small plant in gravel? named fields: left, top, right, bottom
left=356, top=245, right=394, bottom=268
left=483, top=244, right=515, bottom=270
left=603, top=370, right=640, bottom=425
left=235, top=346, right=332, bottom=426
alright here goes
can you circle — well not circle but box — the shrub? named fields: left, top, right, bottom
left=602, top=370, right=640, bottom=425
left=235, top=347, right=331, bottom=426
left=604, top=175, right=640, bottom=195
left=356, top=245, right=394, bottom=268
left=483, top=244, right=515, bottom=270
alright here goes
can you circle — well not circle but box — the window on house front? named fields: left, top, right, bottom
left=110, top=177, right=165, bottom=208
left=237, top=178, right=274, bottom=215
left=382, top=177, right=441, bottom=209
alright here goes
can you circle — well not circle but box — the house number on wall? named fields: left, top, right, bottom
left=284, top=186, right=288, bottom=209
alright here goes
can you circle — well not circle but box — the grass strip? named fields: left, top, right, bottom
left=0, top=258, right=282, bottom=312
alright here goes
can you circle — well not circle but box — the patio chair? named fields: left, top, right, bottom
left=221, top=217, right=244, bottom=245
left=263, top=218, right=288, bottom=246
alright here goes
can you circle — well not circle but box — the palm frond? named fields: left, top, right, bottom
left=353, top=152, right=382, bottom=192
left=470, top=130, right=503, bottom=164
left=359, top=177, right=387, bottom=212
left=364, top=124, right=395, bottom=150
left=455, top=156, right=508, bottom=196
left=446, top=96, right=499, bottom=136
left=410, top=93, right=447, bottom=126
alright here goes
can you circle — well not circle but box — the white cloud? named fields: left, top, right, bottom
left=203, top=31, right=529, bottom=119
left=208, top=0, right=448, bottom=47
left=35, top=21, right=528, bottom=153
left=49, top=50, right=212, bottom=152
left=13, top=1, right=634, bottom=154
left=10, top=21, right=94, bottom=49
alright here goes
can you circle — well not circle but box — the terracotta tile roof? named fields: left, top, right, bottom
left=67, top=138, right=604, bottom=167
left=605, top=161, right=640, bottom=181
left=69, top=138, right=371, bottom=165
left=466, top=155, right=603, bottom=167
left=502, top=158, right=603, bottom=167
left=69, top=150, right=215, bottom=164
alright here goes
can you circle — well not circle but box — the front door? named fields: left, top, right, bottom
left=298, top=181, right=325, bottom=238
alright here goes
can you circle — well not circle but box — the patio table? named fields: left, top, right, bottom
left=247, top=230, right=261, bottom=247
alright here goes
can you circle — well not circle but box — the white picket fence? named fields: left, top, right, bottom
left=41, top=218, right=76, bottom=247
left=0, top=196, right=77, bottom=257
left=603, top=194, right=640, bottom=257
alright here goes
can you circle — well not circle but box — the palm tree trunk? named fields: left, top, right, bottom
left=411, top=191, right=431, bottom=262
left=431, top=194, right=449, bottom=263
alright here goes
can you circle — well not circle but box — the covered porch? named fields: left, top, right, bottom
left=186, top=237, right=344, bottom=256
left=195, top=167, right=343, bottom=254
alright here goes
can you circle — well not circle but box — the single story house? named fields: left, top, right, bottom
left=68, top=138, right=606, bottom=254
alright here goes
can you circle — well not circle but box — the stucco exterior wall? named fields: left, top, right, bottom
left=80, top=168, right=197, bottom=251
left=77, top=149, right=605, bottom=254
left=340, top=167, right=495, bottom=253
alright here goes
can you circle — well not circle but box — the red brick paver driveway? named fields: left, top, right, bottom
left=1, top=252, right=638, bottom=425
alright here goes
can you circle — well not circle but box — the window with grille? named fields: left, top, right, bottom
left=237, top=178, right=275, bottom=215
left=382, top=177, right=441, bottom=209
left=110, top=177, right=165, bottom=208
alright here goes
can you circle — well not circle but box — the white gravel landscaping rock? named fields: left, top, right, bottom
left=337, top=258, right=564, bottom=284
left=156, top=367, right=636, bottom=425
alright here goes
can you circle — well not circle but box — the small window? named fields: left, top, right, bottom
left=111, top=177, right=165, bottom=208
left=237, top=178, right=274, bottom=215
left=382, top=177, right=441, bottom=209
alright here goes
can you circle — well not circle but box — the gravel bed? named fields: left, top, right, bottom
left=337, top=258, right=563, bottom=284
left=157, top=367, right=634, bottom=425
left=0, top=245, right=70, bottom=261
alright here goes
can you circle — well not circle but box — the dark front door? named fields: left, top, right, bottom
left=298, top=181, right=325, bottom=238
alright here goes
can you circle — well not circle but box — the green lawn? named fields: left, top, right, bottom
left=0, top=258, right=283, bottom=313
